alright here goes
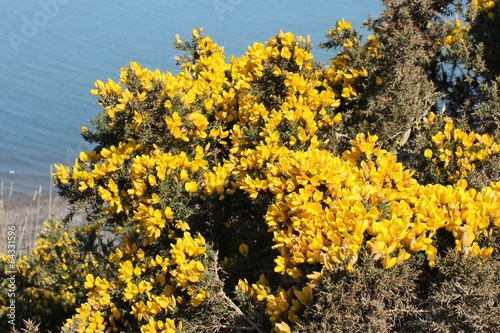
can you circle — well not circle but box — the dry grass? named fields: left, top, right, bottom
left=0, top=180, right=77, bottom=259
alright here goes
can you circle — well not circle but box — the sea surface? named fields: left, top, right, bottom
left=0, top=0, right=382, bottom=200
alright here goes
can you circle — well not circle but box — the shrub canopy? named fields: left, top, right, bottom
left=2, top=0, right=500, bottom=332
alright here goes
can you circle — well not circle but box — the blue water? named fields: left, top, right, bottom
left=0, top=0, right=382, bottom=200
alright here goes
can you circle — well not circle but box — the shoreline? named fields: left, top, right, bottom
left=0, top=193, right=85, bottom=257
left=0, top=178, right=58, bottom=204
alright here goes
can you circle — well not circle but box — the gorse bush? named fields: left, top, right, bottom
left=0, top=219, right=107, bottom=330
left=2, top=0, right=500, bottom=332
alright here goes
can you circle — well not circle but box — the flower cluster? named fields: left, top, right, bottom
left=0, top=220, right=102, bottom=329
left=64, top=231, right=206, bottom=333
left=443, top=18, right=471, bottom=49
left=322, top=19, right=368, bottom=101
left=327, top=19, right=355, bottom=48
left=423, top=112, right=500, bottom=183
left=236, top=133, right=500, bottom=328
left=472, top=0, right=497, bottom=19
left=47, top=24, right=500, bottom=332
left=52, top=27, right=362, bottom=332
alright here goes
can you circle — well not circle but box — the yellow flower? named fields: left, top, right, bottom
left=189, top=289, right=209, bottom=307
left=281, top=47, right=292, bottom=60
left=123, top=282, right=139, bottom=301
left=274, top=255, right=287, bottom=273
left=164, top=207, right=175, bottom=219
left=273, top=65, right=282, bottom=76
left=252, top=283, right=267, bottom=301
left=428, top=112, right=436, bottom=123
left=131, top=301, right=148, bottom=321
left=54, top=164, right=70, bottom=183
left=424, top=149, right=433, bottom=159
left=185, top=181, right=198, bottom=193
left=174, top=34, right=182, bottom=44
left=275, top=321, right=291, bottom=333
left=294, top=285, right=313, bottom=305
left=164, top=100, right=173, bottom=110
left=343, top=39, right=354, bottom=48
left=237, top=279, right=252, bottom=296
left=336, top=18, right=352, bottom=31
left=192, top=27, right=203, bottom=39
left=140, top=317, right=158, bottom=333
left=138, top=280, right=153, bottom=295
left=239, top=243, right=249, bottom=256
left=333, top=112, right=342, bottom=124
left=431, top=131, right=445, bottom=145
left=84, top=274, right=95, bottom=289
left=131, top=110, right=144, bottom=132
left=118, top=260, right=134, bottom=283
left=382, top=255, right=397, bottom=269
